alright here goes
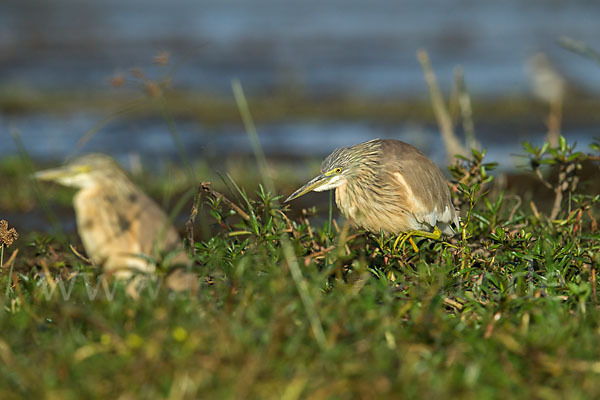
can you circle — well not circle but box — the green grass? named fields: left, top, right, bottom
left=1, top=137, right=600, bottom=399
left=2, top=58, right=600, bottom=398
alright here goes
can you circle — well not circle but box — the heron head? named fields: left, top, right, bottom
left=34, top=154, right=126, bottom=189
left=284, top=139, right=382, bottom=202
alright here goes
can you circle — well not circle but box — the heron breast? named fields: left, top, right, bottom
left=335, top=183, right=354, bottom=219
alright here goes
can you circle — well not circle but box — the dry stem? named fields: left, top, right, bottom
left=417, top=49, right=467, bottom=163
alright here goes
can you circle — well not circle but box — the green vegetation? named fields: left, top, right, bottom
left=1, top=136, right=599, bottom=399
left=2, top=48, right=600, bottom=399
left=4, top=85, right=600, bottom=127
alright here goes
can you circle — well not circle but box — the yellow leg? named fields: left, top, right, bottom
left=392, top=233, right=406, bottom=250
left=408, top=237, right=419, bottom=252
left=393, top=226, right=442, bottom=252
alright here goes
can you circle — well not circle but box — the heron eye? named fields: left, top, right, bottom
left=334, top=167, right=343, bottom=174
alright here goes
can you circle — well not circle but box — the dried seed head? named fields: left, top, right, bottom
left=154, top=51, right=170, bottom=66
left=110, top=74, right=126, bottom=88
left=0, top=220, right=18, bottom=247
left=129, top=67, right=145, bottom=79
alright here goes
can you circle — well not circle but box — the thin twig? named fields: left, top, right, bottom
left=305, top=233, right=362, bottom=260
left=69, top=244, right=92, bottom=264
left=443, top=297, right=463, bottom=311
left=332, top=219, right=340, bottom=233
left=201, top=182, right=251, bottom=221
left=276, top=210, right=299, bottom=239
left=550, top=187, right=563, bottom=221
left=302, top=210, right=314, bottom=239
left=185, top=182, right=252, bottom=252
left=508, top=195, right=522, bottom=221
left=586, top=208, right=598, bottom=232
left=530, top=201, right=541, bottom=219
left=185, top=188, right=202, bottom=253
left=592, top=265, right=597, bottom=304
left=534, top=168, right=554, bottom=190
left=3, top=249, right=18, bottom=272
left=305, top=245, right=337, bottom=261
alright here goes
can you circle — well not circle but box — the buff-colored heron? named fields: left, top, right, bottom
left=285, top=139, right=459, bottom=251
left=35, top=154, right=188, bottom=277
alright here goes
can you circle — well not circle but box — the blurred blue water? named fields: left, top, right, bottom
left=1, top=0, right=599, bottom=167
left=2, top=111, right=596, bottom=173
left=2, top=0, right=600, bottom=95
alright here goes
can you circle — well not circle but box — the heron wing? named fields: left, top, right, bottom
left=74, top=184, right=183, bottom=272
left=126, top=190, right=189, bottom=266
left=381, top=140, right=459, bottom=234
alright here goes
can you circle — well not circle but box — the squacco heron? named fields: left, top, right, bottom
left=35, top=154, right=187, bottom=276
left=285, top=139, right=459, bottom=251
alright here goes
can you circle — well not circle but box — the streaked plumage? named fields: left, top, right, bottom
left=35, top=154, right=187, bottom=276
left=285, top=139, right=459, bottom=240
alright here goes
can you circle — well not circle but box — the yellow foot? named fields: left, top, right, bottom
left=393, top=226, right=442, bottom=252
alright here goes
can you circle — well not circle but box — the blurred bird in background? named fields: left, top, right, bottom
left=35, top=154, right=189, bottom=278
left=285, top=139, right=459, bottom=251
